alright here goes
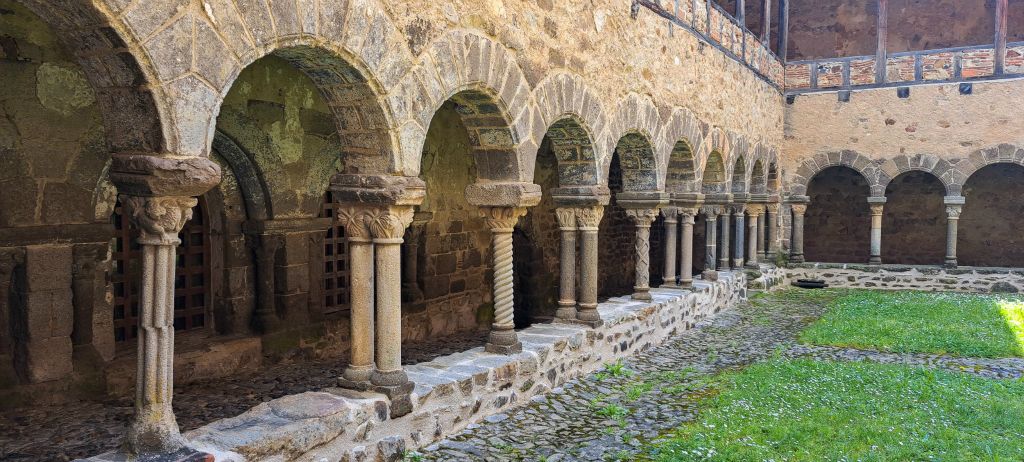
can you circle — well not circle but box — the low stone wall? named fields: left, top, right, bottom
left=185, top=273, right=748, bottom=461
left=786, top=263, right=1024, bottom=293
left=746, top=264, right=789, bottom=291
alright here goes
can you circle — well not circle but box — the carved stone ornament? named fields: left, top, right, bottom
left=790, top=203, right=808, bottom=215
left=119, top=195, right=197, bottom=245
left=481, top=207, right=528, bottom=231
left=946, top=205, right=962, bottom=218
left=335, top=206, right=374, bottom=240
left=368, top=206, right=415, bottom=241
left=555, top=208, right=577, bottom=230
left=575, top=206, right=605, bottom=229
left=625, top=208, right=659, bottom=226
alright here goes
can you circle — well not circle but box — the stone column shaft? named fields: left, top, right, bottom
left=747, top=210, right=759, bottom=268
left=336, top=207, right=374, bottom=384
left=766, top=204, right=780, bottom=260
left=253, top=234, right=281, bottom=333
left=703, top=208, right=719, bottom=272
left=790, top=203, right=807, bottom=263
left=868, top=198, right=885, bottom=265
left=944, top=196, right=965, bottom=268
left=756, top=208, right=767, bottom=261
left=678, top=209, right=697, bottom=288
left=576, top=206, right=604, bottom=327
left=719, top=212, right=732, bottom=270
left=555, top=208, right=578, bottom=321
left=732, top=207, right=746, bottom=268
left=482, top=207, right=528, bottom=354
left=626, top=208, right=659, bottom=301
left=661, top=208, right=679, bottom=287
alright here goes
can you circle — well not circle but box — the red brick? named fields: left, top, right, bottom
left=961, top=48, right=995, bottom=78
left=849, top=58, right=876, bottom=85
left=920, top=52, right=953, bottom=81
left=885, top=55, right=915, bottom=82
left=817, top=61, right=845, bottom=88
left=1005, top=46, right=1024, bottom=74
left=786, top=63, right=812, bottom=89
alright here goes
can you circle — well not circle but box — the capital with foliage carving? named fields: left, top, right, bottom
left=766, top=203, right=781, bottom=214
left=746, top=204, right=766, bottom=216
left=790, top=203, right=808, bottom=215
left=334, top=206, right=374, bottom=241
left=678, top=207, right=700, bottom=224
left=120, top=195, right=197, bottom=245
left=555, top=208, right=577, bottom=231
left=661, top=207, right=679, bottom=223
left=700, top=205, right=722, bottom=218
left=869, top=204, right=885, bottom=216
left=575, top=206, right=605, bottom=230
left=946, top=205, right=962, bottom=219
left=367, top=206, right=415, bottom=242
left=480, top=207, right=528, bottom=232
left=625, top=208, right=659, bottom=228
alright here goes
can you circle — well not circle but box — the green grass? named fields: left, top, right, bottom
left=799, top=290, right=1024, bottom=358
left=649, top=359, right=1024, bottom=461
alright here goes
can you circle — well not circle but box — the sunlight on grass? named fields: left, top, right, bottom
left=647, top=359, right=1024, bottom=461
left=799, top=290, right=1024, bottom=358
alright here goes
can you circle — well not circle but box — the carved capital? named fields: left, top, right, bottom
left=746, top=204, right=766, bottom=215
left=575, top=206, right=605, bottom=230
left=790, top=203, right=807, bottom=215
left=700, top=205, right=722, bottom=217
left=120, top=195, right=197, bottom=245
left=946, top=204, right=962, bottom=219
left=368, top=206, right=416, bottom=241
left=555, top=208, right=577, bottom=230
left=869, top=204, right=885, bottom=216
left=766, top=203, right=781, bottom=214
left=730, top=204, right=746, bottom=216
left=480, top=207, right=528, bottom=232
left=678, top=207, right=699, bottom=224
left=625, top=208, right=659, bottom=227
left=335, top=206, right=375, bottom=241
left=661, top=207, right=679, bottom=222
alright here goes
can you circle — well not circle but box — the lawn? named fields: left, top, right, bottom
left=649, top=359, right=1024, bottom=461
left=799, top=290, right=1024, bottom=358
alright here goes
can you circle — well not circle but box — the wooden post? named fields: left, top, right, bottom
left=762, top=0, right=772, bottom=43
left=777, top=0, right=789, bottom=60
left=737, top=0, right=746, bottom=24
left=876, top=0, right=888, bottom=83
left=996, top=0, right=1008, bottom=75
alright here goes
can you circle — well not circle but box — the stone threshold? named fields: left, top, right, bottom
left=174, top=272, right=748, bottom=461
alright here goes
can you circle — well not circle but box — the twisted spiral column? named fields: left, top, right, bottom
left=482, top=207, right=528, bottom=354
left=626, top=208, right=659, bottom=301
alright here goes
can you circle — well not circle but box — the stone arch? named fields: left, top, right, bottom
left=694, top=127, right=730, bottom=187
left=701, top=151, right=729, bottom=195
left=393, top=30, right=536, bottom=181
left=611, top=132, right=660, bottom=192
left=13, top=0, right=168, bottom=153
left=789, top=151, right=889, bottom=197
left=882, top=170, right=947, bottom=265
left=603, top=93, right=662, bottom=189
left=952, top=144, right=1024, bottom=193
left=750, top=158, right=767, bottom=195
left=959, top=161, right=1024, bottom=267
left=805, top=166, right=872, bottom=263
left=124, top=0, right=414, bottom=161
left=878, top=154, right=957, bottom=196
left=538, top=116, right=601, bottom=187
left=659, top=107, right=704, bottom=194
left=530, top=73, right=607, bottom=186
left=210, top=131, right=273, bottom=221
left=731, top=155, right=748, bottom=194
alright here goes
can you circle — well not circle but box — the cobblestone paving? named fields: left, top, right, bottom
left=0, top=331, right=487, bottom=461
left=418, top=291, right=832, bottom=462
left=786, top=344, right=1024, bottom=379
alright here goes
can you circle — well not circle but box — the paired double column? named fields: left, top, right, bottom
left=554, top=204, right=606, bottom=327
left=109, top=154, right=222, bottom=457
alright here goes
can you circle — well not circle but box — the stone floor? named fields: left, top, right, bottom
left=0, top=330, right=488, bottom=461
left=417, top=290, right=1024, bottom=461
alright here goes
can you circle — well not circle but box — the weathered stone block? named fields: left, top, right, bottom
left=21, top=336, right=72, bottom=382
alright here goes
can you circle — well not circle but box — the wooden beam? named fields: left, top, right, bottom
left=762, top=0, right=772, bottom=43
left=737, top=0, right=746, bottom=24
left=777, top=0, right=789, bottom=60
left=996, top=0, right=1008, bottom=74
left=876, top=0, right=888, bottom=83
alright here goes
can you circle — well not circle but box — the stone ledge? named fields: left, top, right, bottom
left=786, top=265, right=1024, bottom=293
left=182, top=273, right=747, bottom=461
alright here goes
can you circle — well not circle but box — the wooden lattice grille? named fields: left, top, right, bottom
left=112, top=198, right=211, bottom=345
left=321, top=192, right=350, bottom=314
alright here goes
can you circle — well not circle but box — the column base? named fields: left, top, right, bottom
left=718, top=261, right=731, bottom=271
left=485, top=329, right=522, bottom=355
left=677, top=279, right=694, bottom=289
left=575, top=305, right=605, bottom=328
left=554, top=302, right=577, bottom=322
left=337, top=375, right=372, bottom=391
left=631, top=288, right=652, bottom=301
left=660, top=282, right=680, bottom=289
left=790, top=255, right=804, bottom=264
left=702, top=270, right=719, bottom=281
left=340, top=364, right=374, bottom=385
left=745, top=261, right=759, bottom=269
left=732, top=259, right=744, bottom=268
left=944, top=258, right=958, bottom=268
left=868, top=256, right=882, bottom=265
left=371, top=381, right=415, bottom=418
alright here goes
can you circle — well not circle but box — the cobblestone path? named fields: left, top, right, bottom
left=418, top=291, right=832, bottom=462
left=0, top=331, right=487, bottom=461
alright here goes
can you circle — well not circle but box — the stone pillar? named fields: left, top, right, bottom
left=252, top=233, right=281, bottom=333
left=575, top=206, right=605, bottom=327
left=766, top=203, right=780, bottom=261
left=368, top=206, right=416, bottom=415
left=944, top=196, right=965, bottom=268
left=625, top=208, right=659, bottom=301
left=678, top=208, right=698, bottom=288
left=868, top=197, right=886, bottom=265
left=661, top=207, right=679, bottom=287
left=702, top=206, right=719, bottom=272
left=790, top=203, right=807, bottom=263
left=481, top=207, right=528, bottom=354
left=110, top=154, right=220, bottom=458
left=718, top=211, right=731, bottom=270
left=554, top=208, right=578, bottom=322
left=336, top=207, right=374, bottom=385
left=746, top=206, right=761, bottom=268
left=755, top=205, right=767, bottom=261
left=732, top=205, right=746, bottom=269
left=401, top=212, right=431, bottom=303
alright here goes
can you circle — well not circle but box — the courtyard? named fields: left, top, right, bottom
left=416, top=289, right=1024, bottom=461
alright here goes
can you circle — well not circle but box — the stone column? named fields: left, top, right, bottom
left=868, top=197, right=886, bottom=265
left=368, top=206, right=416, bottom=415
left=252, top=233, right=282, bottom=333
left=110, top=154, right=220, bottom=458
left=575, top=206, right=605, bottom=327
left=625, top=208, right=659, bottom=301
left=944, top=196, right=965, bottom=268
left=746, top=206, right=760, bottom=268
left=678, top=208, right=698, bottom=288
left=766, top=203, right=780, bottom=261
left=732, top=205, right=746, bottom=269
left=702, top=206, right=719, bottom=272
left=790, top=203, right=807, bottom=263
left=661, top=207, right=679, bottom=287
left=336, top=207, right=374, bottom=386
left=554, top=208, right=578, bottom=322
left=481, top=207, right=528, bottom=354
left=401, top=212, right=431, bottom=303
left=755, top=205, right=767, bottom=261
left=718, top=211, right=732, bottom=270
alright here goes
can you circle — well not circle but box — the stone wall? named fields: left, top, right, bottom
left=959, top=163, right=1024, bottom=267
left=786, top=263, right=1024, bottom=294
left=514, top=139, right=564, bottom=326
left=598, top=155, right=637, bottom=299
left=881, top=171, right=946, bottom=265
left=804, top=166, right=871, bottom=264
left=186, top=273, right=748, bottom=462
